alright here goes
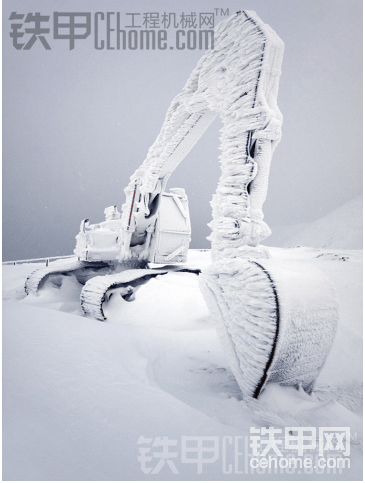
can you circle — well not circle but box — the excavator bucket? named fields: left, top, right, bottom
left=200, top=258, right=338, bottom=399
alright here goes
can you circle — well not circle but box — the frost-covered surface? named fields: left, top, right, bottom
left=201, top=256, right=339, bottom=399
left=122, top=11, right=284, bottom=258
left=2, top=247, right=362, bottom=480
left=266, top=197, right=363, bottom=250
left=200, top=258, right=278, bottom=398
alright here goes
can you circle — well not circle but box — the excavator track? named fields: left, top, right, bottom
left=24, top=257, right=148, bottom=296
left=25, top=255, right=200, bottom=322
left=81, top=265, right=201, bottom=321
left=25, top=258, right=89, bottom=295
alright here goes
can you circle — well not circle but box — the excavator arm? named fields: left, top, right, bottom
left=120, top=10, right=284, bottom=262
left=116, top=12, right=338, bottom=400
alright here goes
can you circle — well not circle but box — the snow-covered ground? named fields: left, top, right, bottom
left=3, top=242, right=362, bottom=480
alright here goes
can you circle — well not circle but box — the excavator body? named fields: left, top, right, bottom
left=25, top=10, right=339, bottom=399
left=74, top=188, right=191, bottom=264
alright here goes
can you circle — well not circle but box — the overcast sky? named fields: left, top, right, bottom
left=3, top=0, right=362, bottom=261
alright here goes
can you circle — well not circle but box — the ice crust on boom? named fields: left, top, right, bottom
left=122, top=10, right=284, bottom=258
left=121, top=10, right=338, bottom=397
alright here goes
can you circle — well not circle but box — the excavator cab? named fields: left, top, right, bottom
left=74, top=207, right=123, bottom=262
left=74, top=188, right=191, bottom=265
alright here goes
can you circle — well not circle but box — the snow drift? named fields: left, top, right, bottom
left=2, top=248, right=363, bottom=480
left=266, top=197, right=363, bottom=250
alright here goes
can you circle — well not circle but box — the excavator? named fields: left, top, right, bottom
left=25, top=10, right=339, bottom=399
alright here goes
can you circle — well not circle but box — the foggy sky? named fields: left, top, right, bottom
left=3, top=0, right=363, bottom=261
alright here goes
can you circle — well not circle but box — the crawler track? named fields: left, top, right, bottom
left=25, top=257, right=200, bottom=321
left=81, top=265, right=201, bottom=321
left=25, top=258, right=89, bottom=295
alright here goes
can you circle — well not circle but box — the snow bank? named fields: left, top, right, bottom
left=266, top=197, right=363, bottom=249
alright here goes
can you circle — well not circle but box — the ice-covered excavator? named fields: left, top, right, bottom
left=25, top=11, right=339, bottom=399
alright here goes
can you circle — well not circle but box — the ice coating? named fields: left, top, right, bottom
left=200, top=258, right=339, bottom=398
left=199, top=257, right=278, bottom=397
left=121, top=10, right=284, bottom=259
left=120, top=10, right=338, bottom=398
left=24, top=10, right=339, bottom=400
